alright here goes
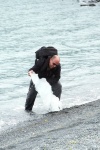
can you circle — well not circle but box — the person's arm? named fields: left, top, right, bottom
left=28, top=58, right=45, bottom=76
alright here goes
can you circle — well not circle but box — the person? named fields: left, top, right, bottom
left=25, top=46, right=62, bottom=112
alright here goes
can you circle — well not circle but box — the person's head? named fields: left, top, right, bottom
left=49, top=55, right=60, bottom=69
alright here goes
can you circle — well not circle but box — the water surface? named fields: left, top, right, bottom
left=0, top=0, right=100, bottom=131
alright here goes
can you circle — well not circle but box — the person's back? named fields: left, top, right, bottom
left=35, top=46, right=58, bottom=60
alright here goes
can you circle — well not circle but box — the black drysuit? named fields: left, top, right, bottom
left=25, top=57, right=62, bottom=111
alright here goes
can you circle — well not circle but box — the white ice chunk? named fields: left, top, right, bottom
left=30, top=73, right=62, bottom=112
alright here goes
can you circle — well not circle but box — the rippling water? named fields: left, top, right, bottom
left=0, top=0, right=100, bottom=131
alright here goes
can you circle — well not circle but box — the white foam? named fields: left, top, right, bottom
left=31, top=73, right=62, bottom=112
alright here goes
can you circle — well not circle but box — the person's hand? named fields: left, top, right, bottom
left=28, top=70, right=34, bottom=76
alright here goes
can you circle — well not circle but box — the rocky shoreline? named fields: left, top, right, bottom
left=0, top=99, right=100, bottom=150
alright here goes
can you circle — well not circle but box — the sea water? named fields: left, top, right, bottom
left=0, top=0, right=100, bottom=131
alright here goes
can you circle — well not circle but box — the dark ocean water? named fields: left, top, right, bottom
left=0, top=0, right=100, bottom=131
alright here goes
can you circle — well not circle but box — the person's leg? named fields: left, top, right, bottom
left=25, top=80, right=37, bottom=111
left=51, top=82, right=62, bottom=99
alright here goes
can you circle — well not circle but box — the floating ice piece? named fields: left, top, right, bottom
left=30, top=73, right=62, bottom=112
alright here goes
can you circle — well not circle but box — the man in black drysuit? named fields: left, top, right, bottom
left=25, top=46, right=62, bottom=112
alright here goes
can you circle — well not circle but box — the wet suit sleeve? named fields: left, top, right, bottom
left=29, top=58, right=45, bottom=73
